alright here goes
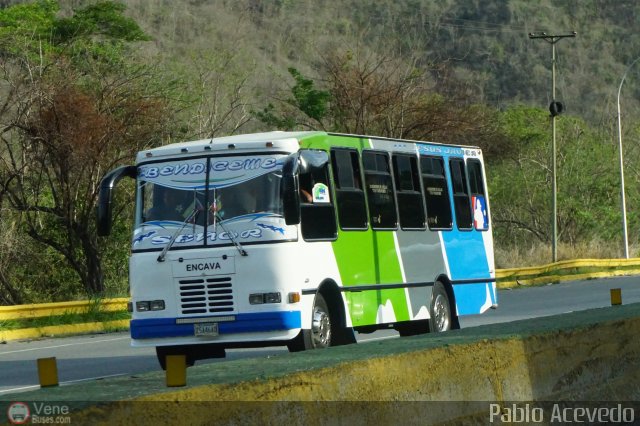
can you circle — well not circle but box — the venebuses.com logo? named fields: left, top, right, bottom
left=7, top=402, right=30, bottom=425
left=6, top=401, right=72, bottom=424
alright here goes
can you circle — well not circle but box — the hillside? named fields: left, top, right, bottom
left=2, top=0, right=640, bottom=304
left=65, top=0, right=640, bottom=124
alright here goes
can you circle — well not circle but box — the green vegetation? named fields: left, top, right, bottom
left=1, top=0, right=640, bottom=304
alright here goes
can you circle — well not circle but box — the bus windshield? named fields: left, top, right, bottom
left=131, top=154, right=296, bottom=251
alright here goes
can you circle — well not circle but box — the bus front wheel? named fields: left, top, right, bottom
left=287, top=293, right=333, bottom=351
left=310, top=293, right=331, bottom=348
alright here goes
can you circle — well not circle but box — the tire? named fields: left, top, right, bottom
left=429, top=282, right=453, bottom=333
left=287, top=291, right=354, bottom=352
left=310, top=293, right=332, bottom=348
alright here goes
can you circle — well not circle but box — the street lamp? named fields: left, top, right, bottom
left=616, top=56, right=640, bottom=259
left=528, top=31, right=576, bottom=263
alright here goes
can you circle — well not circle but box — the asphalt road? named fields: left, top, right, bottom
left=1, top=276, right=639, bottom=396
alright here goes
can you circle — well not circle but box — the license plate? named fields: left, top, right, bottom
left=194, top=322, right=219, bottom=336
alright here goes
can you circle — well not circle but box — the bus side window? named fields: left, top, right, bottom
left=299, top=152, right=337, bottom=241
left=419, top=156, right=453, bottom=230
left=467, top=158, right=489, bottom=231
left=392, top=154, right=426, bottom=230
left=331, top=148, right=367, bottom=230
left=449, top=158, right=472, bottom=230
left=362, top=150, right=397, bottom=230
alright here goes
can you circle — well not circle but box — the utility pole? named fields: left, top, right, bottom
left=528, top=31, right=576, bottom=263
left=616, top=56, right=640, bottom=259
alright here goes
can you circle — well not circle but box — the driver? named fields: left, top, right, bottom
left=147, top=187, right=188, bottom=221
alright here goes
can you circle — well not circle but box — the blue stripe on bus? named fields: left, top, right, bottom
left=130, top=311, right=301, bottom=340
left=416, top=143, right=494, bottom=315
left=442, top=231, right=492, bottom=315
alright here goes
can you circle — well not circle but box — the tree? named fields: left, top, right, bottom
left=256, top=47, right=510, bottom=156
left=490, top=105, right=621, bottom=256
left=0, top=1, right=171, bottom=298
left=170, top=49, right=254, bottom=140
left=254, top=67, right=331, bottom=131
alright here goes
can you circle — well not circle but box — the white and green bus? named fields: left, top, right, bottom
left=97, top=131, right=496, bottom=368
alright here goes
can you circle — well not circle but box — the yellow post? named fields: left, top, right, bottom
left=166, top=354, right=187, bottom=387
left=37, top=357, right=59, bottom=387
left=610, top=288, right=622, bottom=306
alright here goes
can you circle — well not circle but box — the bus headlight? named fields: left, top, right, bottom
left=136, top=300, right=165, bottom=311
left=264, top=292, right=281, bottom=303
left=150, top=300, right=165, bottom=311
left=249, top=292, right=281, bottom=304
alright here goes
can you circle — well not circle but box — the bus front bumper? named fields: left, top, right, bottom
left=130, top=311, right=301, bottom=344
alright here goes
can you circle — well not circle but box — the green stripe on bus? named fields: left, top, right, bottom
left=332, top=230, right=407, bottom=325
left=298, top=133, right=409, bottom=325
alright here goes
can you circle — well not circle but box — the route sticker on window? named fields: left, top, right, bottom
left=312, top=183, right=330, bottom=203
left=472, top=195, right=488, bottom=230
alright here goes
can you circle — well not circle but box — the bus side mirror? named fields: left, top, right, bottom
left=282, top=174, right=300, bottom=225
left=97, top=165, right=137, bottom=236
left=281, top=155, right=300, bottom=225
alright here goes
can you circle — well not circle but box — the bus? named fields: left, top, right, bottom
left=97, top=131, right=497, bottom=368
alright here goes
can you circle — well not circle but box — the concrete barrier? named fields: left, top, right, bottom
left=0, top=298, right=129, bottom=320
left=4, top=303, right=639, bottom=425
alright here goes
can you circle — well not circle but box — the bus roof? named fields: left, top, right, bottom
left=136, top=131, right=323, bottom=163
left=327, top=132, right=482, bottom=150
left=136, top=130, right=482, bottom=163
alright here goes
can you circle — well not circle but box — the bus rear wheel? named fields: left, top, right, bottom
left=429, top=282, right=452, bottom=333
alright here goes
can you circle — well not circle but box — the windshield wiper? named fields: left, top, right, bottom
left=156, top=206, right=200, bottom=263
left=212, top=209, right=248, bottom=257
left=209, top=187, right=248, bottom=257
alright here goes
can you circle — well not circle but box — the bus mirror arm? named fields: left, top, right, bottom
left=96, top=165, right=137, bottom=236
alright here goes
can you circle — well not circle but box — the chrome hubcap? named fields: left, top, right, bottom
left=433, top=294, right=450, bottom=332
left=311, top=306, right=331, bottom=347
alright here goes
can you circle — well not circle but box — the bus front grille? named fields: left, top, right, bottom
left=178, top=277, right=234, bottom=315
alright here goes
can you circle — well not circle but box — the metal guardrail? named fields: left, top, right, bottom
left=2, top=258, right=640, bottom=320
left=496, top=258, right=640, bottom=278
left=496, top=258, right=640, bottom=287
left=0, top=298, right=129, bottom=321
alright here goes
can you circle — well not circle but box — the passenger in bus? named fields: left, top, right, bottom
left=299, top=174, right=313, bottom=203
left=147, top=187, right=188, bottom=221
left=300, top=188, right=313, bottom=203
left=217, top=188, right=258, bottom=219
